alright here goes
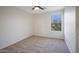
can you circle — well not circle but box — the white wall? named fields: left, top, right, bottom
left=64, top=7, right=76, bottom=53
left=0, top=7, right=33, bottom=49
left=33, top=11, right=64, bottom=39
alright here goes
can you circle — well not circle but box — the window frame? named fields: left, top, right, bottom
left=50, top=11, right=64, bottom=32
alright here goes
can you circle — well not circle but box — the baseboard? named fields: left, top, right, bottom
left=0, top=34, right=63, bottom=49
left=33, top=35, right=64, bottom=39
left=0, top=35, right=33, bottom=49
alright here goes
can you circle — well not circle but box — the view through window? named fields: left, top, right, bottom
left=51, top=14, right=61, bottom=31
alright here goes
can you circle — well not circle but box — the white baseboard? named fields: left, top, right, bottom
left=0, top=35, right=32, bottom=49
left=0, top=34, right=64, bottom=49
left=33, top=34, right=64, bottom=39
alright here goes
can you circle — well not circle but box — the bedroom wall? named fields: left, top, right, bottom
left=33, top=11, right=64, bottom=39
left=0, top=7, right=33, bottom=49
left=64, top=6, right=76, bottom=53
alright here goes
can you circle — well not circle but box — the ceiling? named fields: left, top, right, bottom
left=16, top=6, right=65, bottom=14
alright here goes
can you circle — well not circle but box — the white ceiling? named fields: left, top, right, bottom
left=16, top=6, right=65, bottom=14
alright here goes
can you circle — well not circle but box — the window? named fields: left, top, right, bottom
left=51, top=14, right=62, bottom=31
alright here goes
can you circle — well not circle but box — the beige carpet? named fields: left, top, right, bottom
left=0, top=36, right=70, bottom=53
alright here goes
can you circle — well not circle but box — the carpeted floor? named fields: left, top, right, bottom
left=0, top=36, right=70, bottom=53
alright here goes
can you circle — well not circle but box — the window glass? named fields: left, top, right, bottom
left=51, top=14, right=61, bottom=31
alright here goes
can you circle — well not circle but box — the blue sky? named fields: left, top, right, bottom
left=51, top=15, right=61, bottom=22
